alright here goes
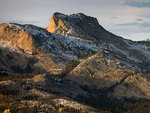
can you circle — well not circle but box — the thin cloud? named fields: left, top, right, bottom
left=139, top=22, right=150, bottom=27
left=136, top=18, right=143, bottom=22
left=117, top=22, right=137, bottom=26
left=110, top=16, right=118, bottom=19
left=141, top=15, right=150, bottom=18
left=124, top=0, right=150, bottom=8
left=117, top=21, right=150, bottom=28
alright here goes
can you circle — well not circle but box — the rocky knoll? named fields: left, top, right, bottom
left=66, top=50, right=150, bottom=99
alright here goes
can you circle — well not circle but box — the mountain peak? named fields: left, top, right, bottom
left=70, top=13, right=87, bottom=18
left=46, top=12, right=101, bottom=40
left=53, top=12, right=67, bottom=19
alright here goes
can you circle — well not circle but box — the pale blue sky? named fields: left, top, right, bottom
left=0, top=0, right=150, bottom=41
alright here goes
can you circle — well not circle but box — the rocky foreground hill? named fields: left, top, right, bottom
left=0, top=12, right=150, bottom=113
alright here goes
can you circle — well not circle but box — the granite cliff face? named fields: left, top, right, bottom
left=0, top=12, right=150, bottom=112
left=46, top=13, right=69, bottom=34
left=0, top=24, right=34, bottom=53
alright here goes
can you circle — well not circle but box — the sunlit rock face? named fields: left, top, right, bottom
left=46, top=12, right=69, bottom=34
left=0, top=24, right=35, bottom=53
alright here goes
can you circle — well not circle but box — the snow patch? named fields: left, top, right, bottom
left=53, top=98, right=91, bottom=109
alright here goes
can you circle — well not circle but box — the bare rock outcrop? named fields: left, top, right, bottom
left=0, top=24, right=35, bottom=54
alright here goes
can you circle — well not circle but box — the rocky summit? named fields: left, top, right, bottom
left=0, top=12, right=150, bottom=113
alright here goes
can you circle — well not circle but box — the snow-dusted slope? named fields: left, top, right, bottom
left=13, top=23, right=105, bottom=62
left=1, top=12, right=150, bottom=73
left=46, top=12, right=150, bottom=72
left=0, top=23, right=106, bottom=74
